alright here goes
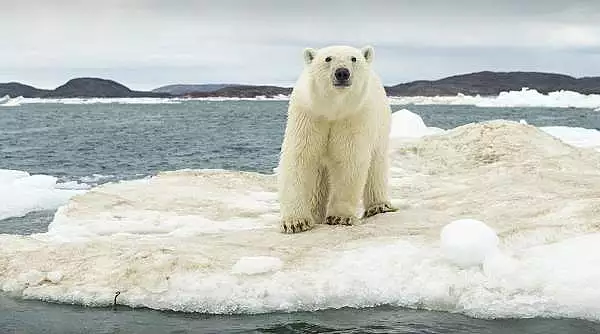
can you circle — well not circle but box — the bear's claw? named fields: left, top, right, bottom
left=281, top=218, right=314, bottom=234
left=325, top=215, right=356, bottom=225
left=363, top=203, right=398, bottom=218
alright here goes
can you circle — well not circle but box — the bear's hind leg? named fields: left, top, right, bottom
left=325, top=129, right=370, bottom=226
left=326, top=159, right=368, bottom=225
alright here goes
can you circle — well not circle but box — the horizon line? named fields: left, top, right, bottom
left=2, top=69, right=599, bottom=92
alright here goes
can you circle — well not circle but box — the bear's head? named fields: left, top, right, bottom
left=302, top=45, right=374, bottom=93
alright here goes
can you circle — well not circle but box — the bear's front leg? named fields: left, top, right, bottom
left=279, top=156, right=324, bottom=233
left=325, top=124, right=371, bottom=226
left=278, top=113, right=328, bottom=234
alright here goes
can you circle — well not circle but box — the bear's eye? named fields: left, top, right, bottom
left=325, top=56, right=332, bottom=62
left=351, top=56, right=357, bottom=62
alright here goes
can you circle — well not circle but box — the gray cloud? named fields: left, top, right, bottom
left=2, top=0, right=600, bottom=89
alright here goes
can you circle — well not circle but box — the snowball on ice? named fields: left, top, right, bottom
left=440, top=219, right=499, bottom=268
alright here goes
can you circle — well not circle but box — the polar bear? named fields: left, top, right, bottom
left=277, top=45, right=396, bottom=233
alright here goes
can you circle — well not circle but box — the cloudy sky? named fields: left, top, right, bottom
left=2, top=0, right=600, bottom=90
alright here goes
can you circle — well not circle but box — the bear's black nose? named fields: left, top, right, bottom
left=334, top=68, right=351, bottom=82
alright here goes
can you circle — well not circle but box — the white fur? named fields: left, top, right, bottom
left=277, top=45, right=394, bottom=233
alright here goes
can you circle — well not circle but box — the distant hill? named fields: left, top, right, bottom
left=49, top=78, right=171, bottom=98
left=152, top=84, right=236, bottom=95
left=185, top=85, right=293, bottom=98
left=385, top=71, right=600, bottom=96
left=178, top=71, right=600, bottom=97
left=3, top=71, right=600, bottom=98
left=0, top=78, right=170, bottom=98
left=0, top=82, right=49, bottom=98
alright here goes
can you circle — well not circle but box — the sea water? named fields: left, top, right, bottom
left=2, top=98, right=600, bottom=333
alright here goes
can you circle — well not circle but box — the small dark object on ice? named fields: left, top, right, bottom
left=113, top=291, right=121, bottom=309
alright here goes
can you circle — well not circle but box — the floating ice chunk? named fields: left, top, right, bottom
left=0, top=96, right=23, bottom=107
left=440, top=219, right=500, bottom=268
left=0, top=169, right=88, bottom=221
left=54, top=181, right=92, bottom=190
left=0, top=169, right=30, bottom=183
left=17, top=97, right=182, bottom=105
left=15, top=96, right=291, bottom=105
left=390, top=88, right=600, bottom=109
left=231, top=256, right=283, bottom=275
left=541, top=126, right=600, bottom=151
left=78, top=174, right=114, bottom=184
left=390, top=109, right=444, bottom=139
left=13, top=174, right=59, bottom=189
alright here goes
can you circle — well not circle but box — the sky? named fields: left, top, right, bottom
left=2, top=0, right=600, bottom=90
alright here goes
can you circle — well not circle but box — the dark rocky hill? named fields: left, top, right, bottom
left=185, top=85, right=293, bottom=98
left=49, top=78, right=169, bottom=98
left=385, top=71, right=600, bottom=96
left=0, top=78, right=170, bottom=98
left=3, top=71, right=600, bottom=98
left=152, top=84, right=236, bottom=95
left=0, top=82, right=49, bottom=98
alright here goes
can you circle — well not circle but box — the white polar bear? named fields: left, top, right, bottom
left=277, top=45, right=396, bottom=233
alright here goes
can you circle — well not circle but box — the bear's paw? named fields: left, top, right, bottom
left=363, top=203, right=398, bottom=218
left=325, top=215, right=357, bottom=226
left=281, top=218, right=314, bottom=234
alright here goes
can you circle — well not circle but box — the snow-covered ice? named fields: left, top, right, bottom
left=1, top=109, right=600, bottom=320
left=4, top=88, right=600, bottom=108
left=231, top=256, right=284, bottom=275
left=3, top=95, right=291, bottom=105
left=17, top=97, right=182, bottom=105
left=390, top=88, right=600, bottom=109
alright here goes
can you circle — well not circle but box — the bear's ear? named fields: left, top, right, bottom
left=303, top=48, right=317, bottom=65
left=362, top=46, right=374, bottom=64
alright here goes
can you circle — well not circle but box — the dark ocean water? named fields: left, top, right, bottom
left=1, top=100, right=600, bottom=333
left=3, top=102, right=600, bottom=180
